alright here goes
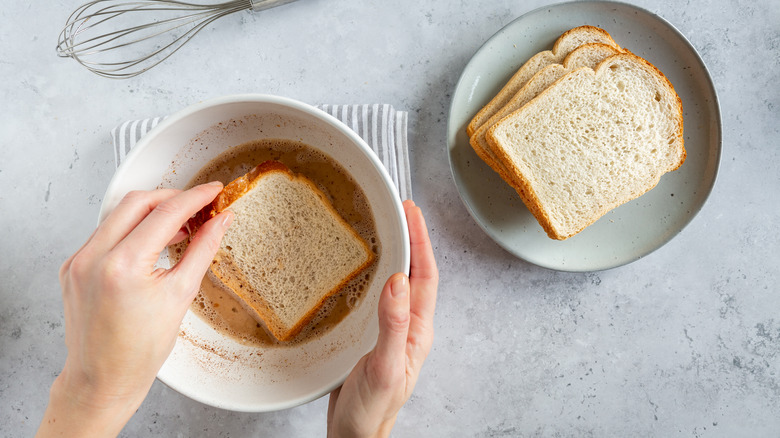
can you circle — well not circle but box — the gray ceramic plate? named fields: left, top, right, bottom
left=447, top=0, right=721, bottom=272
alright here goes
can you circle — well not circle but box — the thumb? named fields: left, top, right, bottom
left=369, top=273, right=411, bottom=387
left=171, top=211, right=233, bottom=293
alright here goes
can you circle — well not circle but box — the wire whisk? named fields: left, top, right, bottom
left=57, top=0, right=298, bottom=79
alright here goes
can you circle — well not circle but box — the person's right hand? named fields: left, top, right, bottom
left=37, top=183, right=232, bottom=438
left=327, top=200, right=439, bottom=437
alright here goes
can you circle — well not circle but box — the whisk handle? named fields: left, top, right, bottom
left=250, top=0, right=300, bottom=12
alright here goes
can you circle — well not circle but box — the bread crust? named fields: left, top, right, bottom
left=466, top=25, right=621, bottom=137
left=486, top=52, right=685, bottom=240
left=189, top=160, right=289, bottom=231
left=191, top=160, right=375, bottom=342
left=471, top=43, right=623, bottom=201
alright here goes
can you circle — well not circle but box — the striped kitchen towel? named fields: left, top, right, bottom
left=111, top=104, right=412, bottom=201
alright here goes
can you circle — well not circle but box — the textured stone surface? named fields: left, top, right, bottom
left=1, top=0, right=778, bottom=436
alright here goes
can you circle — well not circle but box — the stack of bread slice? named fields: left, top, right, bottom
left=468, top=26, right=685, bottom=240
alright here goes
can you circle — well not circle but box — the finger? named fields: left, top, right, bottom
left=406, top=204, right=438, bottom=321
left=169, top=211, right=233, bottom=298
left=117, top=182, right=223, bottom=262
left=89, top=189, right=182, bottom=254
left=59, top=228, right=98, bottom=280
left=166, top=227, right=189, bottom=247
left=327, top=386, right=341, bottom=427
left=405, top=205, right=438, bottom=366
left=369, top=273, right=410, bottom=388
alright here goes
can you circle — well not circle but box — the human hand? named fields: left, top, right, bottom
left=327, top=200, right=439, bottom=437
left=37, top=183, right=233, bottom=438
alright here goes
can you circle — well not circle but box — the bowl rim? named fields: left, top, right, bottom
left=97, top=93, right=411, bottom=411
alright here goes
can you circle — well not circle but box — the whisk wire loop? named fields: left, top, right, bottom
left=56, top=0, right=290, bottom=79
left=99, top=7, right=244, bottom=75
left=67, top=9, right=217, bottom=56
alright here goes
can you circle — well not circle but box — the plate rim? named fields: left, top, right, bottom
left=446, top=0, right=722, bottom=272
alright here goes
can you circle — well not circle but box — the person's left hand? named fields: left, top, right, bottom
left=327, top=200, right=439, bottom=437
left=37, top=183, right=232, bottom=438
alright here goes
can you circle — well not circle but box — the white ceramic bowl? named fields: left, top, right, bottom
left=98, top=95, right=410, bottom=412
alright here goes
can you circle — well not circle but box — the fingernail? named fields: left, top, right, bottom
left=207, top=181, right=223, bottom=187
left=221, top=211, right=234, bottom=228
left=390, top=273, right=408, bottom=298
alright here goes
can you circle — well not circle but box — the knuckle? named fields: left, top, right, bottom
left=58, top=255, right=74, bottom=282
left=200, top=239, right=220, bottom=259
left=153, top=198, right=182, bottom=217
left=120, top=189, right=150, bottom=205
left=384, top=309, right=410, bottom=333
left=202, top=231, right=222, bottom=255
left=64, top=251, right=102, bottom=293
left=67, top=252, right=91, bottom=278
left=100, top=252, right=130, bottom=283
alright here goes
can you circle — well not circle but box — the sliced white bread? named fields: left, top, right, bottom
left=466, top=25, right=621, bottom=137
left=193, top=160, right=375, bottom=342
left=486, top=52, right=685, bottom=240
left=470, top=43, right=623, bottom=195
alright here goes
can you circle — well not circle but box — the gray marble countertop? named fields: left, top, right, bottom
left=2, top=0, right=778, bottom=436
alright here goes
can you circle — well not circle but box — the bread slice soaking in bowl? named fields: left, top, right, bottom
left=190, top=160, right=375, bottom=342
